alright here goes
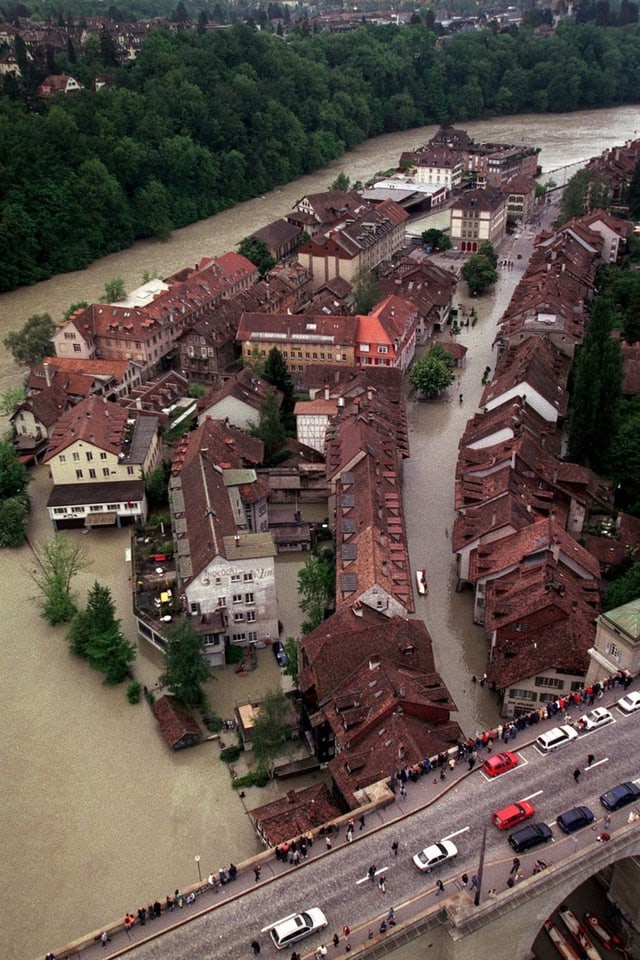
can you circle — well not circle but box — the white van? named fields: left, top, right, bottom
left=536, top=724, right=578, bottom=753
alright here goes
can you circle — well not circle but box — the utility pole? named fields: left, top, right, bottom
left=474, top=825, right=488, bottom=907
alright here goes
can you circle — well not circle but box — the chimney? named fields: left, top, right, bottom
left=43, top=361, right=52, bottom=388
left=324, top=383, right=330, bottom=400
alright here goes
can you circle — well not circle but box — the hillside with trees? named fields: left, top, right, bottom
left=2, top=20, right=640, bottom=290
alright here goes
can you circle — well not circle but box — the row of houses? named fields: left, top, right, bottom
left=452, top=205, right=640, bottom=718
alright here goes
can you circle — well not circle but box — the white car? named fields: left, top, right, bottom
left=269, top=908, right=328, bottom=950
left=618, top=690, right=640, bottom=713
left=577, top=707, right=614, bottom=731
left=412, top=839, right=458, bottom=872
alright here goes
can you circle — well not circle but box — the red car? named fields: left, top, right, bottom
left=482, top=751, right=519, bottom=778
left=492, top=800, right=535, bottom=830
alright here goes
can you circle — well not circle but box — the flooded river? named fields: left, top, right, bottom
left=1, top=105, right=638, bottom=960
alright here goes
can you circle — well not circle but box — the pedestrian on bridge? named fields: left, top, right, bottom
left=510, top=858, right=520, bottom=875
left=251, top=940, right=261, bottom=955
left=391, top=839, right=399, bottom=857
left=368, top=864, right=377, bottom=882
left=435, top=880, right=445, bottom=895
left=587, top=754, right=595, bottom=767
left=573, top=768, right=581, bottom=783
left=379, top=874, right=387, bottom=894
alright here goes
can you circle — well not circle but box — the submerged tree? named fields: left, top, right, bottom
left=32, top=534, right=88, bottom=625
left=408, top=344, right=455, bottom=399
left=160, top=619, right=211, bottom=709
left=298, top=549, right=335, bottom=635
left=3, top=313, right=56, bottom=367
left=251, top=688, right=291, bottom=775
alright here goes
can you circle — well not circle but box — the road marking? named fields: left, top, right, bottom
left=585, top=758, right=608, bottom=770
left=521, top=789, right=543, bottom=801
left=356, top=866, right=389, bottom=885
left=443, top=826, right=470, bottom=841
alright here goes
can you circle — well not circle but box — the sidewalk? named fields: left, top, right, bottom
left=67, top=681, right=634, bottom=960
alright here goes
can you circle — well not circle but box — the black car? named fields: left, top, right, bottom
left=600, top=781, right=640, bottom=812
left=556, top=805, right=595, bottom=834
left=508, top=822, right=553, bottom=853
left=272, top=640, right=289, bottom=668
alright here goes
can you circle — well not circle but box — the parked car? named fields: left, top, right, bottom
left=617, top=691, right=640, bottom=714
left=412, top=839, right=458, bottom=872
left=272, top=640, right=289, bottom=668
left=577, top=707, right=613, bottom=731
left=492, top=800, right=536, bottom=830
left=508, top=822, right=553, bottom=853
left=269, top=908, right=328, bottom=950
left=535, top=725, right=578, bottom=753
left=556, top=805, right=595, bottom=833
left=483, top=751, right=519, bottom=778
left=600, top=781, right=640, bottom=812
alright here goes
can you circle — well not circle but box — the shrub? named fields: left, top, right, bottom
left=232, top=770, right=270, bottom=788
left=206, top=714, right=223, bottom=732
left=225, top=644, right=244, bottom=664
left=127, top=681, right=142, bottom=704
left=220, top=744, right=243, bottom=763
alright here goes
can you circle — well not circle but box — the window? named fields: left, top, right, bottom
left=248, top=631, right=257, bottom=643
left=535, top=676, right=563, bottom=689
left=107, top=504, right=118, bottom=510
left=203, top=634, right=220, bottom=647
left=58, top=455, right=66, bottom=463
left=85, top=452, right=93, bottom=462
left=100, top=452, right=107, bottom=460
left=103, top=468, right=110, bottom=477
left=73, top=343, right=82, bottom=353
left=243, top=573, right=253, bottom=583
left=231, top=574, right=241, bottom=583
left=509, top=688, right=537, bottom=701
left=75, top=469, right=83, bottom=479
left=247, top=610, right=256, bottom=623
left=64, top=331, right=75, bottom=340
left=72, top=452, right=80, bottom=462
left=245, top=593, right=254, bottom=605
left=127, top=466, right=134, bottom=475
left=234, top=612, right=244, bottom=623
left=378, top=345, right=388, bottom=354
left=605, top=641, right=622, bottom=663
left=89, top=469, right=96, bottom=479
left=232, top=633, right=246, bottom=643
left=232, top=594, right=243, bottom=604
left=217, top=597, right=227, bottom=608
left=360, top=343, right=370, bottom=353
left=190, top=602, right=201, bottom=615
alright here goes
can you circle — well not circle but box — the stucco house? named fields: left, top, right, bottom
left=587, top=597, right=640, bottom=685
left=44, top=396, right=160, bottom=530
left=449, top=187, right=507, bottom=253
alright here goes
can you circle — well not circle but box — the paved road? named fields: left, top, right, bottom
left=81, top=686, right=640, bottom=960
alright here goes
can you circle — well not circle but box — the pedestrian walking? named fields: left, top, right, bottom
left=461, top=873, right=468, bottom=887
left=391, top=839, right=399, bottom=857
left=387, top=907, right=395, bottom=921
left=326, top=836, right=332, bottom=850
left=459, top=394, right=463, bottom=403
left=399, top=784, right=407, bottom=799
left=346, top=828, right=353, bottom=844
left=507, top=876, right=515, bottom=888
left=251, top=939, right=261, bottom=955
left=470, top=875, right=478, bottom=890
left=358, top=815, right=365, bottom=830
left=435, top=879, right=444, bottom=895
left=254, top=865, right=261, bottom=882
left=379, top=874, right=386, bottom=894
left=342, top=926, right=350, bottom=939
left=368, top=864, right=376, bottom=882
left=100, top=932, right=110, bottom=947
left=315, top=946, right=327, bottom=959
left=332, top=933, right=340, bottom=947
left=468, top=753, right=476, bottom=771
left=510, top=858, right=520, bottom=875
left=379, top=920, right=388, bottom=934
left=573, top=767, right=581, bottom=783
left=587, top=754, right=595, bottom=767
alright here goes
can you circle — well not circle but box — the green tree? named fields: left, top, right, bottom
left=67, top=608, right=93, bottom=657
left=263, top=347, right=295, bottom=418
left=144, top=464, right=169, bottom=509
left=63, top=302, right=89, bottom=322
left=0, top=496, right=29, bottom=548
left=329, top=172, right=351, bottom=191
left=31, top=534, right=88, bottom=625
left=461, top=252, right=498, bottom=295
left=249, top=391, right=287, bottom=460
left=251, top=688, right=291, bottom=775
left=237, top=237, right=276, bottom=278
left=86, top=622, right=136, bottom=684
left=298, top=549, right=335, bottom=635
left=604, top=561, right=640, bottom=610
left=0, top=439, right=29, bottom=500
left=477, top=241, right=498, bottom=268
left=283, top=636, right=298, bottom=684
left=421, top=228, right=452, bottom=251
left=3, top=313, right=56, bottom=367
left=100, top=277, right=126, bottom=303
left=628, top=161, right=640, bottom=221
left=558, top=169, right=590, bottom=223
left=160, top=619, right=211, bottom=709
left=353, top=268, right=382, bottom=315
left=408, top=347, right=455, bottom=398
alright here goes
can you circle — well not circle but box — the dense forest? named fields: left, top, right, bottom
left=2, top=20, right=640, bottom=291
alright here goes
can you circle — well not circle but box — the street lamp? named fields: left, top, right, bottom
left=195, top=855, right=202, bottom=882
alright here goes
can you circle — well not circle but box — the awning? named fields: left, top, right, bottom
left=85, top=512, right=118, bottom=526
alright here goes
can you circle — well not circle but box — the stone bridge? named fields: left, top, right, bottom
left=364, top=817, right=640, bottom=960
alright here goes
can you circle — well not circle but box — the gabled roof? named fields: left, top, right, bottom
left=481, top=335, right=570, bottom=418
left=45, top=396, right=128, bottom=460
left=151, top=696, right=202, bottom=749
left=249, top=782, right=342, bottom=846
left=198, top=368, right=281, bottom=421
left=236, top=312, right=358, bottom=345
left=357, top=295, right=416, bottom=352
left=12, top=383, right=69, bottom=429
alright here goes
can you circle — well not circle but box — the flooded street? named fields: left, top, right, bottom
left=1, top=106, right=638, bottom=959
